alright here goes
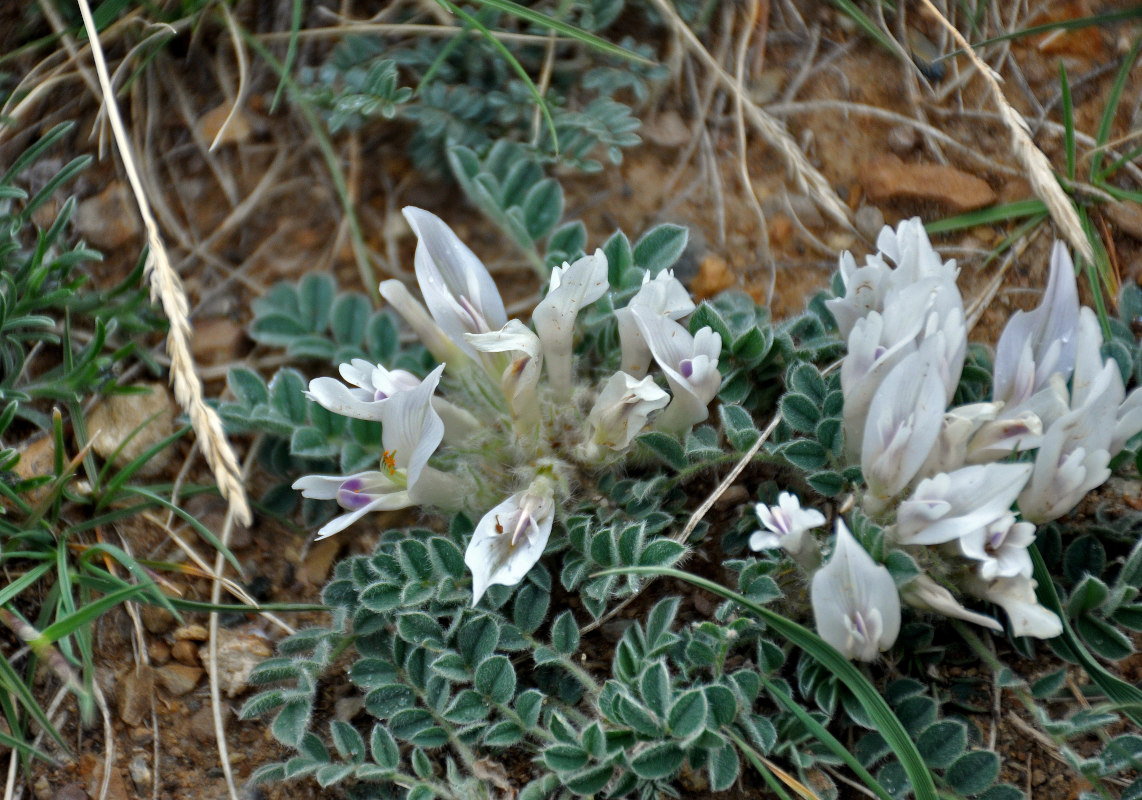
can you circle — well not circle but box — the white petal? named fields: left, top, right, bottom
left=588, top=371, right=669, bottom=451
left=896, top=463, right=1033, bottom=545
left=465, top=481, right=556, bottom=605
left=811, top=520, right=900, bottom=660
left=379, top=279, right=469, bottom=365
left=378, top=364, right=446, bottom=489
left=533, top=250, right=608, bottom=393
left=404, top=207, right=507, bottom=356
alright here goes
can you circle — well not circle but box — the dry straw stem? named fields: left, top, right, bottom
left=76, top=0, right=252, bottom=525
left=647, top=0, right=853, bottom=229
left=919, top=0, right=1095, bottom=265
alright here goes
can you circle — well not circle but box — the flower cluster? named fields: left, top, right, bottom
left=754, top=221, right=1142, bottom=659
left=293, top=208, right=721, bottom=604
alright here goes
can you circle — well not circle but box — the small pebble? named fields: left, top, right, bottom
left=128, top=754, right=152, bottom=795
left=855, top=205, right=886, bottom=242
left=172, top=640, right=200, bottom=667
left=148, top=640, right=171, bottom=666
left=887, top=126, right=918, bottom=156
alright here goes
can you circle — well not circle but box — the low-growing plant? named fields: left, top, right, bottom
left=226, top=206, right=1142, bottom=798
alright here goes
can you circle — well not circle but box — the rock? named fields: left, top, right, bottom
left=173, top=624, right=209, bottom=641
left=75, top=182, right=141, bottom=250
left=140, top=604, right=176, bottom=635
left=128, top=754, right=152, bottom=795
left=1105, top=201, right=1142, bottom=241
left=148, top=640, right=171, bottom=665
left=86, top=756, right=130, bottom=800
left=641, top=110, right=690, bottom=147
left=171, top=639, right=201, bottom=666
left=86, top=383, right=176, bottom=477
left=691, top=255, right=735, bottom=299
left=188, top=704, right=230, bottom=743
left=117, top=666, right=155, bottom=727
left=192, top=316, right=246, bottom=365
left=12, top=434, right=56, bottom=506
left=300, top=537, right=341, bottom=586
left=859, top=154, right=996, bottom=212
left=199, top=630, right=272, bottom=698
left=196, top=103, right=254, bottom=147
left=855, top=205, right=886, bottom=242
left=49, top=782, right=89, bottom=800
left=886, top=125, right=918, bottom=155
left=156, top=663, right=203, bottom=696
left=34, top=776, right=54, bottom=800
left=334, top=696, right=364, bottom=722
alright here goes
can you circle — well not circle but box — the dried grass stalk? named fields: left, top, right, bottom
left=648, top=0, right=853, bottom=228
left=77, top=0, right=252, bottom=525
left=920, top=0, right=1095, bottom=264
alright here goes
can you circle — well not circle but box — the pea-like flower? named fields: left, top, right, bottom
left=749, top=492, right=825, bottom=569
left=895, top=462, right=1033, bottom=546
left=993, top=241, right=1079, bottom=412
left=957, top=513, right=1035, bottom=581
left=294, top=365, right=450, bottom=538
left=811, top=519, right=901, bottom=661
left=466, top=476, right=556, bottom=606
left=635, top=311, right=722, bottom=435
left=584, top=372, right=669, bottom=458
left=532, top=251, right=609, bottom=394
left=615, top=269, right=695, bottom=377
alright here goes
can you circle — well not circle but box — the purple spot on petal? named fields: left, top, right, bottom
left=680, top=359, right=694, bottom=379
left=338, top=479, right=374, bottom=510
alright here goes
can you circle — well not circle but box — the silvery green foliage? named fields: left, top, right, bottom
left=298, top=11, right=661, bottom=175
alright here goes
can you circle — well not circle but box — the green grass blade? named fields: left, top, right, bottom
left=763, top=678, right=895, bottom=800
left=1030, top=545, right=1142, bottom=727
left=597, top=566, right=939, bottom=800
left=270, top=0, right=304, bottom=113
left=0, top=649, right=69, bottom=755
left=723, top=730, right=795, bottom=800
left=0, top=721, right=55, bottom=763
left=77, top=542, right=181, bottom=618
left=962, top=7, right=1142, bottom=51
left=1091, top=35, right=1142, bottom=180
left=926, top=199, right=1047, bottom=233
left=1097, top=142, right=1142, bottom=184
left=35, top=585, right=144, bottom=646
left=0, top=562, right=54, bottom=607
left=467, top=0, right=650, bottom=64
left=436, top=0, right=559, bottom=154
left=1060, top=63, right=1075, bottom=181
left=119, top=485, right=243, bottom=574
left=827, top=0, right=898, bottom=55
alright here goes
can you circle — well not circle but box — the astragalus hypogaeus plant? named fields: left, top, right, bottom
left=239, top=212, right=1142, bottom=799
left=294, top=207, right=718, bottom=604
left=765, top=219, right=1142, bottom=660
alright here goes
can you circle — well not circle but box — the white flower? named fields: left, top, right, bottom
left=615, top=269, right=695, bottom=377
left=895, top=462, right=1033, bottom=546
left=957, top=513, right=1035, bottom=580
left=749, top=492, right=825, bottom=569
left=811, top=519, right=901, bottom=661
left=1019, top=308, right=1121, bottom=523
left=585, top=372, right=669, bottom=455
left=403, top=206, right=508, bottom=359
left=305, top=359, right=478, bottom=443
left=900, top=575, right=1001, bottom=631
left=466, top=320, right=544, bottom=432
left=292, top=470, right=410, bottom=539
left=532, top=251, right=609, bottom=394
left=293, top=365, right=448, bottom=538
left=993, top=242, right=1080, bottom=410
left=966, top=574, right=1062, bottom=639
left=827, top=218, right=959, bottom=340
left=465, top=476, right=556, bottom=606
left=378, top=279, right=468, bottom=366
left=916, top=402, right=1042, bottom=477
left=305, top=359, right=421, bottom=420
left=860, top=339, right=948, bottom=510
left=1113, top=387, right=1142, bottom=454
left=633, top=312, right=721, bottom=435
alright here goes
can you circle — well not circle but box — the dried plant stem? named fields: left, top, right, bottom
left=77, top=0, right=252, bottom=526
left=919, top=0, right=1094, bottom=265
left=647, top=0, right=852, bottom=228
